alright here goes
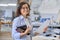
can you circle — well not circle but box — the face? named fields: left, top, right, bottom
left=20, top=4, right=30, bottom=17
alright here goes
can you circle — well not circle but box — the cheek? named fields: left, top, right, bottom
left=20, top=9, right=25, bottom=15
left=21, top=9, right=23, bottom=13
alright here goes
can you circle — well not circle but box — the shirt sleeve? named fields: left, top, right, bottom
left=13, top=33, right=20, bottom=39
left=12, top=18, right=21, bottom=39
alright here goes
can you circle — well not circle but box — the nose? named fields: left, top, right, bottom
left=25, top=7, right=28, bottom=10
left=24, top=8, right=28, bottom=11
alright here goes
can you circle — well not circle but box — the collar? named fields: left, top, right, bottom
left=19, top=15, right=29, bottom=20
left=19, top=15, right=24, bottom=20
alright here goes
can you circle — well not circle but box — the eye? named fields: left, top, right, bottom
left=22, top=7, right=29, bottom=9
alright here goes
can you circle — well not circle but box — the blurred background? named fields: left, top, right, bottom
left=0, top=0, right=60, bottom=40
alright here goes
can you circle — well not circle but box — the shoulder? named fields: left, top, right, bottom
left=13, top=17, right=20, bottom=22
left=13, top=15, right=24, bottom=22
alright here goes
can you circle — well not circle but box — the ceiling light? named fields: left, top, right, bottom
left=8, top=4, right=17, bottom=6
left=0, top=4, right=17, bottom=6
left=0, top=4, right=8, bottom=6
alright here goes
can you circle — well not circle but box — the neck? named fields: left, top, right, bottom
left=22, top=15, right=28, bottom=18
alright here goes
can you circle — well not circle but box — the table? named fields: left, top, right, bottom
left=49, top=24, right=60, bottom=29
left=32, top=36, right=60, bottom=40
left=0, top=21, right=12, bottom=31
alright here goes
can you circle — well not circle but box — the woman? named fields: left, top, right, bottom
left=12, top=2, right=31, bottom=40
left=12, top=2, right=48, bottom=40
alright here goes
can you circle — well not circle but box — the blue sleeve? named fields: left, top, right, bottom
left=12, top=18, right=21, bottom=39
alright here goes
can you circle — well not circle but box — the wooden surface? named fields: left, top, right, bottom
left=0, top=21, right=12, bottom=24
left=0, top=32, right=12, bottom=40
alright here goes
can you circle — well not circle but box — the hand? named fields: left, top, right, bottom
left=43, top=27, right=48, bottom=32
left=27, top=27, right=31, bottom=31
left=24, top=27, right=31, bottom=35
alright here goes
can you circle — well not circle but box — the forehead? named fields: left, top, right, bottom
left=22, top=4, right=28, bottom=7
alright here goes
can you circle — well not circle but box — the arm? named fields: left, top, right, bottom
left=12, top=19, right=30, bottom=38
left=24, top=26, right=31, bottom=34
left=19, top=26, right=31, bottom=37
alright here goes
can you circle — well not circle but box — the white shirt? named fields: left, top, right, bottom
left=12, top=15, right=30, bottom=40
